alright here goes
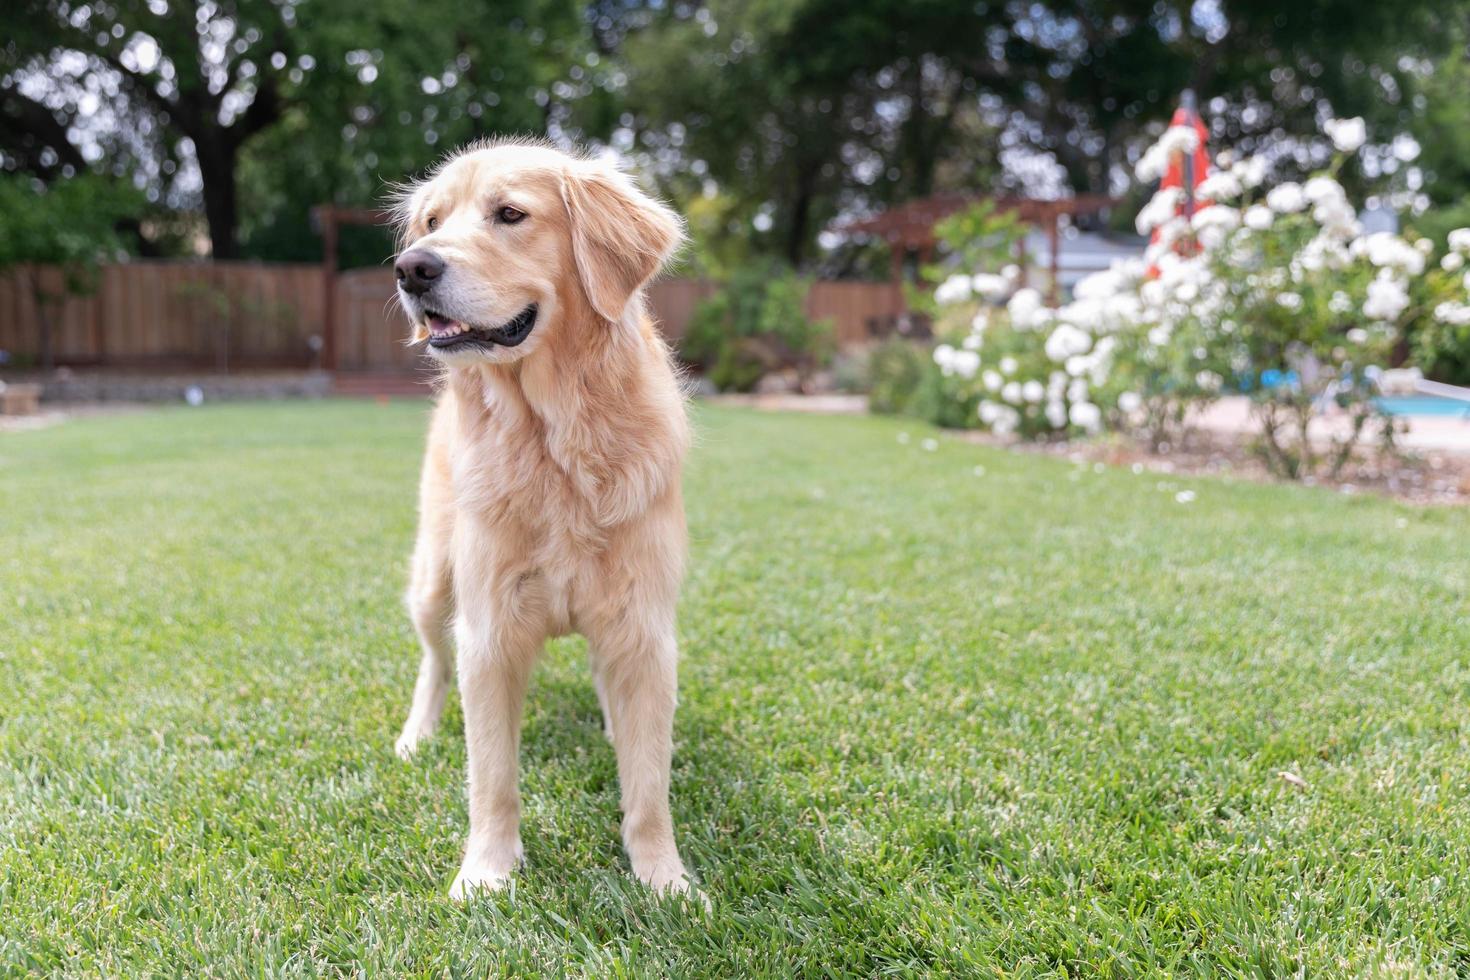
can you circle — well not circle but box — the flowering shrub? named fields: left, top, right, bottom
left=917, top=110, right=1470, bottom=479
left=1413, top=228, right=1470, bottom=384
left=922, top=277, right=1117, bottom=437
left=1129, top=120, right=1428, bottom=477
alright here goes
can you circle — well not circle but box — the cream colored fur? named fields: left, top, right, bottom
left=389, top=140, right=694, bottom=899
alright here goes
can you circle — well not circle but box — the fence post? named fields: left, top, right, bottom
left=318, top=208, right=339, bottom=372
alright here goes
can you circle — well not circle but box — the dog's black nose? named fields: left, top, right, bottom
left=395, top=249, right=445, bottom=296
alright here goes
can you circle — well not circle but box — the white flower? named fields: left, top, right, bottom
left=1392, top=134, right=1421, bottom=162
left=1175, top=490, right=1197, bottom=504
left=1346, top=328, right=1369, bottom=344
left=1362, top=276, right=1410, bottom=321
left=1448, top=228, right=1470, bottom=254
left=1435, top=302, right=1470, bottom=326
left=1197, top=171, right=1243, bottom=201
left=1159, top=125, right=1201, bottom=158
left=1044, top=323, right=1092, bottom=362
left=1232, top=155, right=1269, bottom=189
left=921, top=438, right=938, bottom=452
left=1360, top=232, right=1426, bottom=276
left=1045, top=400, right=1068, bottom=428
left=1001, top=381, right=1023, bottom=404
left=999, top=356, right=1018, bottom=376
left=1022, top=380, right=1045, bottom=403
left=1304, top=176, right=1346, bottom=204
left=935, top=344, right=981, bottom=379
left=934, top=274, right=973, bottom=306
left=1135, top=187, right=1183, bottom=234
left=971, top=274, right=1010, bottom=301
left=1277, top=292, right=1303, bottom=311
left=933, top=343, right=956, bottom=373
left=1324, top=116, right=1367, bottom=154
left=1441, top=252, right=1465, bottom=273
left=1069, top=401, right=1103, bottom=432
left=1266, top=182, right=1307, bottom=214
left=978, top=400, right=1001, bottom=424
left=1243, top=205, right=1274, bottom=231
left=1196, top=371, right=1223, bottom=392
left=1329, top=291, right=1352, bottom=314
left=1313, top=197, right=1358, bottom=237
left=1135, top=125, right=1200, bottom=183
left=1006, top=288, right=1046, bottom=329
left=1117, top=391, right=1143, bottom=413
left=982, top=369, right=1003, bottom=392
left=1191, top=205, right=1240, bottom=233
left=970, top=310, right=991, bottom=333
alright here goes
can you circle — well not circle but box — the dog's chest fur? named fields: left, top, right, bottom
left=441, top=349, right=686, bottom=630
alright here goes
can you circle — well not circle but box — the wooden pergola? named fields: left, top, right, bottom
left=842, top=193, right=1117, bottom=306
left=310, top=205, right=394, bottom=371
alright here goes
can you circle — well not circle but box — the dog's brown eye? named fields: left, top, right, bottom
left=427, top=216, right=438, bottom=231
left=497, top=206, right=527, bottom=225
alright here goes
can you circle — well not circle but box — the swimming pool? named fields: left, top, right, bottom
left=1375, top=395, right=1470, bottom=418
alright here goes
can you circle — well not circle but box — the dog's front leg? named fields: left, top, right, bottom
left=587, top=615, right=692, bottom=896
left=449, top=610, right=541, bottom=900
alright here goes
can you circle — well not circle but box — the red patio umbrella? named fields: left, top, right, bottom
left=1148, top=89, right=1212, bottom=274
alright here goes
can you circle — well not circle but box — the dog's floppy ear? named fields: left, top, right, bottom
left=561, top=165, right=684, bottom=322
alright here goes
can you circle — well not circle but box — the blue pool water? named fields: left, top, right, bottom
left=1375, top=395, right=1470, bottom=418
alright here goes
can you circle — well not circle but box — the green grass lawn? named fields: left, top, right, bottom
left=3, top=400, right=1469, bottom=976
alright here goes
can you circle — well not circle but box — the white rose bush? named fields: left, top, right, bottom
left=915, top=113, right=1470, bottom=479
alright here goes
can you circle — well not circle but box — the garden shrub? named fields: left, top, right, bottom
left=681, top=261, right=834, bottom=392
left=914, top=114, right=1470, bottom=478
left=865, top=337, right=928, bottom=414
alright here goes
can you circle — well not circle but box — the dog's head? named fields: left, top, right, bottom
left=391, top=140, right=684, bottom=367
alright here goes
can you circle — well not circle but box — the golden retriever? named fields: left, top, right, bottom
left=388, top=139, right=693, bottom=899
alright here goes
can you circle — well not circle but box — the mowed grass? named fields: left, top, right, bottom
left=2, top=400, right=1469, bottom=976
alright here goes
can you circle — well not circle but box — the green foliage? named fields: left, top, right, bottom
left=930, top=202, right=1029, bottom=281
left=1413, top=315, right=1470, bottom=387
left=865, top=338, right=929, bottom=414
left=603, top=0, right=1455, bottom=267
left=682, top=262, right=833, bottom=392
left=2, top=0, right=581, bottom=261
left=0, top=173, right=139, bottom=271
left=0, top=173, right=141, bottom=367
left=908, top=363, right=982, bottom=430
left=5, top=0, right=1465, bottom=268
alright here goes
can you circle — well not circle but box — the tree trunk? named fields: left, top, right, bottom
left=196, top=148, right=240, bottom=260
left=27, top=267, right=54, bottom=372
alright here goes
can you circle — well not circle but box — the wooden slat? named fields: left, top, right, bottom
left=0, top=263, right=904, bottom=371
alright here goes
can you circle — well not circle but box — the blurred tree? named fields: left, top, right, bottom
left=1, top=0, right=582, bottom=262
left=234, top=0, right=585, bottom=266
left=0, top=174, right=140, bottom=369
left=600, top=0, right=1458, bottom=266
left=1411, top=13, right=1470, bottom=209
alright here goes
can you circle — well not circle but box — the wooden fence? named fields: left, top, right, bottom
left=0, top=262, right=906, bottom=371
left=0, top=261, right=326, bottom=369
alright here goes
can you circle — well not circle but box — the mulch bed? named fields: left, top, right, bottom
left=956, top=428, right=1470, bottom=506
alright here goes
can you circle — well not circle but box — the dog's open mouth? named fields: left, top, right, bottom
left=424, top=305, right=538, bottom=349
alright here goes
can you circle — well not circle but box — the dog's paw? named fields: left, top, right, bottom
left=394, top=729, right=429, bottom=761
left=631, top=854, right=701, bottom=903
left=448, top=841, right=524, bottom=901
